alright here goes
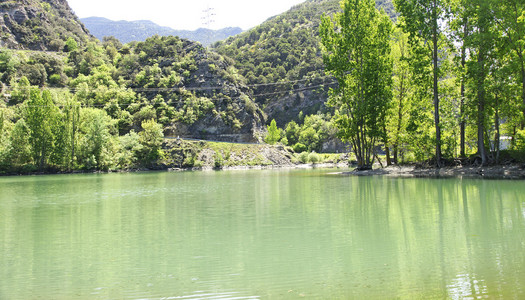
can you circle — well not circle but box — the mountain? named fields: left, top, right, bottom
left=214, top=0, right=396, bottom=125
left=81, top=17, right=243, bottom=46
left=0, top=0, right=92, bottom=51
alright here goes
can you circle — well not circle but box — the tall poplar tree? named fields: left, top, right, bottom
left=394, top=0, right=449, bottom=166
left=494, top=0, right=525, bottom=128
left=320, top=0, right=393, bottom=170
left=25, top=89, right=58, bottom=170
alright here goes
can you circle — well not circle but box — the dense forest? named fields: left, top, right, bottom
left=318, top=0, right=525, bottom=168
left=1, top=0, right=525, bottom=174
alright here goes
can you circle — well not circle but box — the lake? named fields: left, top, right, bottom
left=1, top=169, right=524, bottom=299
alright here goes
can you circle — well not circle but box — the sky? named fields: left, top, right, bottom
left=67, top=0, right=306, bottom=31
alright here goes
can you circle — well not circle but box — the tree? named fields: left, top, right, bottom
left=394, top=0, right=450, bottom=166
left=388, top=26, right=413, bottom=164
left=65, top=37, right=78, bottom=52
left=78, top=108, right=114, bottom=170
left=10, top=76, right=31, bottom=105
left=320, top=0, right=393, bottom=169
left=449, top=0, right=471, bottom=158
left=459, top=0, right=498, bottom=165
left=265, top=119, right=281, bottom=145
left=138, top=119, right=164, bottom=164
left=25, top=89, right=58, bottom=170
left=493, top=0, right=525, bottom=128
left=9, top=118, right=32, bottom=167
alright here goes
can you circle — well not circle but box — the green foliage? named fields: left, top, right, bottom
left=138, top=119, right=164, bottom=164
left=516, top=129, right=525, bottom=150
left=321, top=0, right=393, bottom=169
left=293, top=143, right=307, bottom=153
left=24, top=88, right=60, bottom=169
left=298, top=152, right=309, bottom=164
left=214, top=152, right=224, bottom=168
left=308, top=152, right=320, bottom=164
left=65, top=37, right=79, bottom=52
left=77, top=108, right=115, bottom=170
left=265, top=119, right=281, bottom=145
left=117, top=131, right=142, bottom=168
left=0, top=49, right=19, bottom=82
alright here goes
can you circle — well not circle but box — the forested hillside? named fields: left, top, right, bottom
left=82, top=17, right=243, bottom=46
left=0, top=6, right=264, bottom=173
left=214, top=0, right=396, bottom=126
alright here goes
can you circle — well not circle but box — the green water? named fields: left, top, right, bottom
left=0, top=169, right=524, bottom=299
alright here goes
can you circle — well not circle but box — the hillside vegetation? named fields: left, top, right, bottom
left=0, top=2, right=264, bottom=173
left=0, top=0, right=92, bottom=50
left=214, top=0, right=396, bottom=125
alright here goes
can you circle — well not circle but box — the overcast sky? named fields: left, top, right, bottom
left=67, top=0, right=306, bottom=30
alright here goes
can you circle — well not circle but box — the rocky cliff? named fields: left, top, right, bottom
left=0, top=0, right=91, bottom=50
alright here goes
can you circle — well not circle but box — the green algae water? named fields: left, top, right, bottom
left=1, top=169, right=524, bottom=299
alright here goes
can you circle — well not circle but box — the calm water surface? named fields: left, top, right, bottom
left=0, top=169, right=524, bottom=299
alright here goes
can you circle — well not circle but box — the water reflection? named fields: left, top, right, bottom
left=0, top=171, right=524, bottom=299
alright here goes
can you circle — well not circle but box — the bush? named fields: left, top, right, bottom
left=183, top=155, right=196, bottom=167
left=293, top=143, right=307, bottom=153
left=49, top=74, right=62, bottom=85
left=214, top=152, right=224, bottom=168
left=308, top=152, right=320, bottom=164
left=298, top=152, right=309, bottom=163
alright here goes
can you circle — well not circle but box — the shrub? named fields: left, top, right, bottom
left=183, top=155, right=195, bottom=167
left=293, top=143, right=307, bottom=153
left=214, top=152, right=224, bottom=168
left=298, top=152, right=309, bottom=163
left=308, top=152, right=320, bottom=164
left=49, top=74, right=61, bottom=85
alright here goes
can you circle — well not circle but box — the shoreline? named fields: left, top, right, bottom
left=0, top=162, right=351, bottom=177
left=338, top=164, right=525, bottom=180
left=2, top=163, right=525, bottom=180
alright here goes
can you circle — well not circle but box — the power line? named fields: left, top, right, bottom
left=5, top=81, right=337, bottom=108
left=2, top=75, right=334, bottom=93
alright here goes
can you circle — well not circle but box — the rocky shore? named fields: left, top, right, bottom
left=340, top=164, right=525, bottom=179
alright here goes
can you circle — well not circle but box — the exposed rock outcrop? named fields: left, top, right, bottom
left=0, top=0, right=92, bottom=50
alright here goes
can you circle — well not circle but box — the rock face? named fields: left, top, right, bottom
left=170, top=48, right=265, bottom=143
left=0, top=0, right=91, bottom=50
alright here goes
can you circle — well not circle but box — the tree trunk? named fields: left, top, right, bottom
left=432, top=5, right=442, bottom=167
left=393, top=144, right=398, bottom=165
left=477, top=50, right=488, bottom=166
left=460, top=18, right=468, bottom=158
left=494, top=101, right=500, bottom=164
left=521, top=61, right=525, bottom=129
left=385, top=146, right=392, bottom=166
